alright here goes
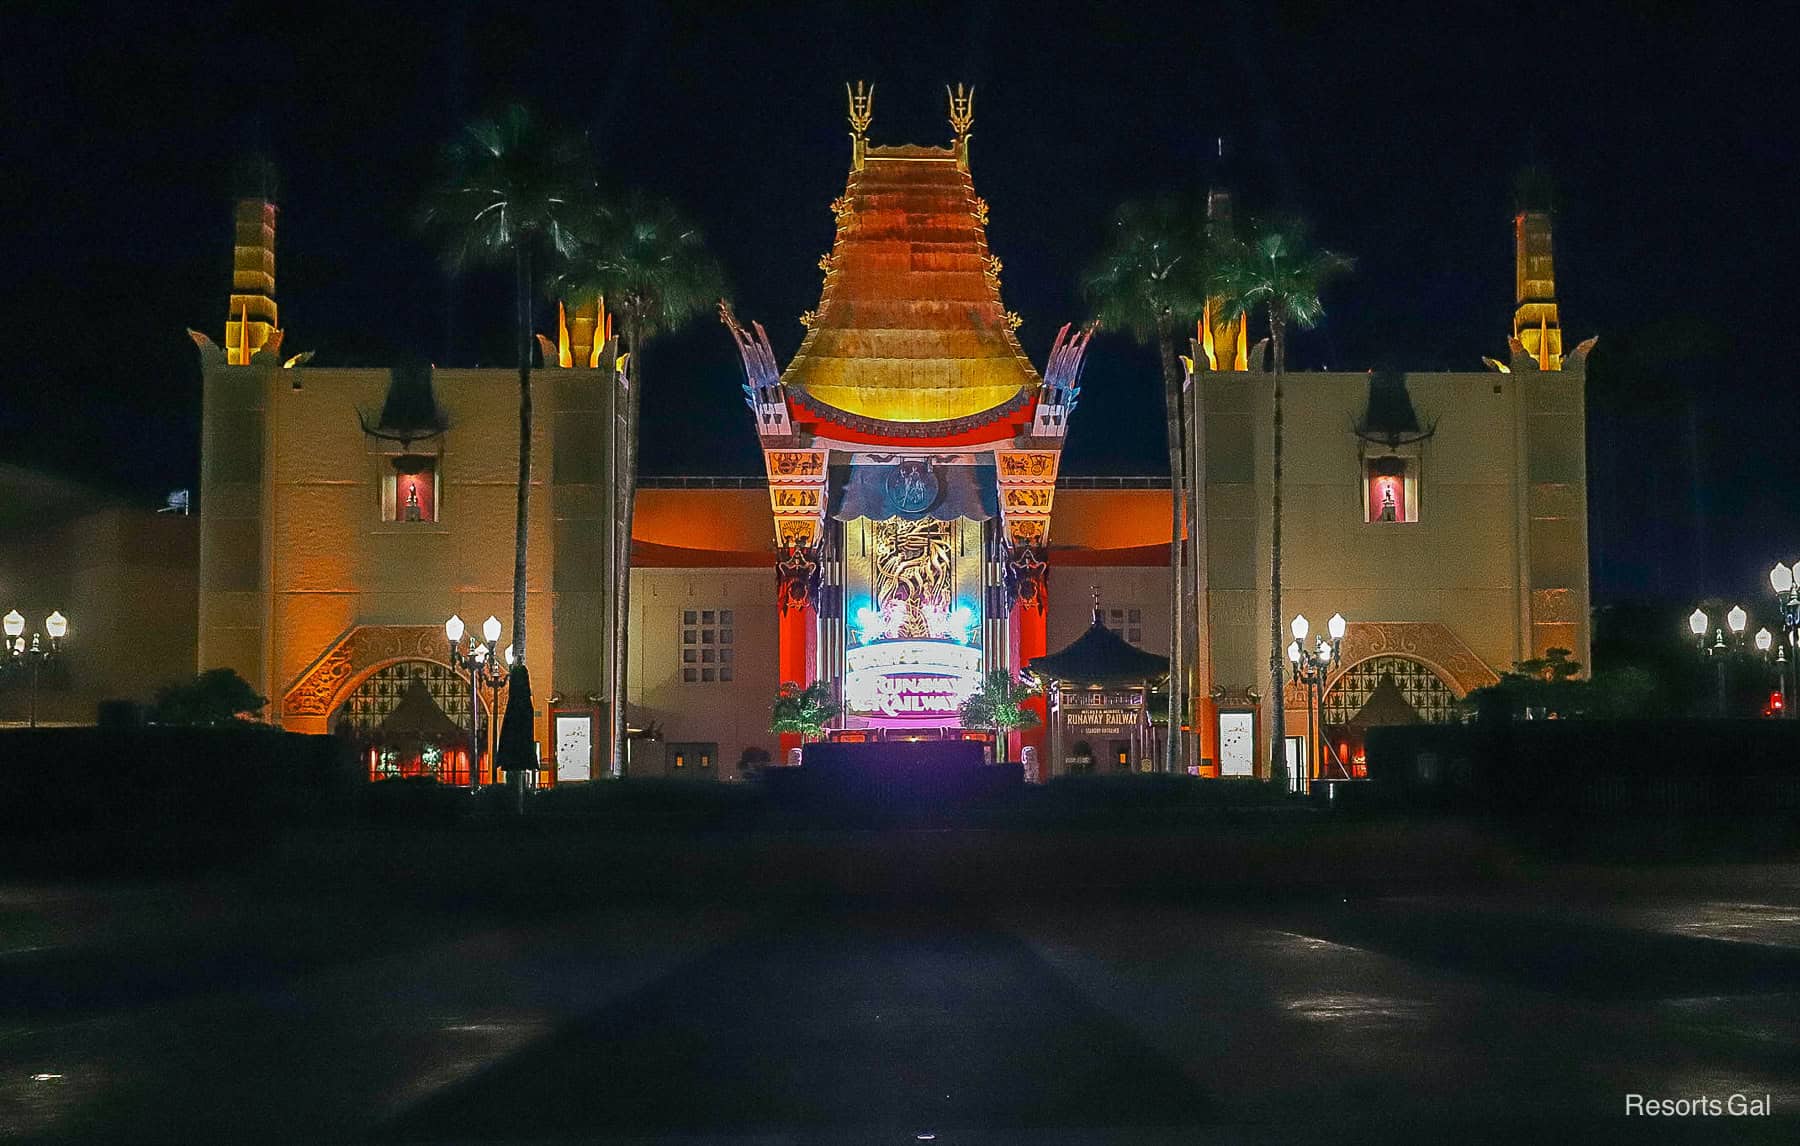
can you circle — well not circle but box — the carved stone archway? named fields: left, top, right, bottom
left=1323, top=621, right=1500, bottom=699
left=283, top=624, right=466, bottom=722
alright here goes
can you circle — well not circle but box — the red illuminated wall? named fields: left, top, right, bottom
left=397, top=470, right=435, bottom=522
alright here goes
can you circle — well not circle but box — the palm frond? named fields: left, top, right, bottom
left=1081, top=197, right=1209, bottom=344
left=418, top=103, right=594, bottom=277
left=557, top=190, right=728, bottom=347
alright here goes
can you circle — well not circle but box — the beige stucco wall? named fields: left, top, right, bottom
left=628, top=566, right=779, bottom=776
left=1199, top=365, right=1590, bottom=775
left=0, top=504, right=197, bottom=725
left=199, top=361, right=615, bottom=756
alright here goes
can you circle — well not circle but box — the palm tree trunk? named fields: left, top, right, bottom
left=512, top=244, right=533, bottom=663
left=508, top=243, right=534, bottom=809
left=1156, top=314, right=1185, bottom=774
left=609, top=317, right=645, bottom=780
left=1184, top=354, right=1205, bottom=771
left=1267, top=311, right=1287, bottom=785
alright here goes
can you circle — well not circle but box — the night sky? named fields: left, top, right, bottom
left=2, top=2, right=1794, bottom=609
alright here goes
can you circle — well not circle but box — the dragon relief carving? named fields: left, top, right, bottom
left=1004, top=545, right=1049, bottom=611
left=776, top=543, right=823, bottom=615
left=872, top=518, right=955, bottom=639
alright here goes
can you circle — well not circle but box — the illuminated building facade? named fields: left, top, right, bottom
left=720, top=85, right=1089, bottom=761
left=190, top=102, right=1590, bottom=783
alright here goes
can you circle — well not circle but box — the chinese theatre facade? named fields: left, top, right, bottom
left=192, top=100, right=1591, bottom=785
left=722, top=85, right=1088, bottom=757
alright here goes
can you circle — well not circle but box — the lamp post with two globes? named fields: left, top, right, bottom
left=3, top=608, right=68, bottom=728
left=446, top=614, right=512, bottom=789
left=1286, top=611, right=1348, bottom=790
left=1688, top=604, right=1747, bottom=717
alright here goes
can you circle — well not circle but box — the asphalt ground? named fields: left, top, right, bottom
left=2, top=825, right=1797, bottom=1144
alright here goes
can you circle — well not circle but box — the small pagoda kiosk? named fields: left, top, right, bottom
left=1326, top=671, right=1421, bottom=778
left=369, top=674, right=470, bottom=782
left=1028, top=607, right=1170, bottom=776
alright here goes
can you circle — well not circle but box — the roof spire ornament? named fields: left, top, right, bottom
left=947, top=83, right=974, bottom=170
left=846, top=81, right=874, bottom=170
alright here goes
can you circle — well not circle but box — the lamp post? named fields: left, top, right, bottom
left=1689, top=604, right=1747, bottom=717
left=446, top=614, right=509, bottom=789
left=3, top=609, right=68, bottom=729
left=1768, top=563, right=1800, bottom=717
left=1286, top=611, right=1347, bottom=792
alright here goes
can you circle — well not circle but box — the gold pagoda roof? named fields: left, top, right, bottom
left=781, top=142, right=1041, bottom=425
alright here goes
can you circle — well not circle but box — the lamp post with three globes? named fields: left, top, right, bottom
left=446, top=614, right=512, bottom=789
left=1286, top=611, right=1348, bottom=790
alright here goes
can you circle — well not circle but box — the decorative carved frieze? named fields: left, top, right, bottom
left=996, top=451, right=1057, bottom=479
left=283, top=624, right=448, bottom=718
left=1322, top=621, right=1500, bottom=699
left=1531, top=587, right=1580, bottom=625
left=768, top=450, right=827, bottom=478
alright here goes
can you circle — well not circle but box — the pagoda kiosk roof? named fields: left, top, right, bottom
left=1028, top=614, right=1170, bottom=686
left=1338, top=672, right=1424, bottom=731
left=781, top=140, right=1041, bottom=431
left=377, top=675, right=467, bottom=742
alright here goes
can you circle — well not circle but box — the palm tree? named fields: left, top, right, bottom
left=421, top=104, right=589, bottom=782
left=559, top=190, right=726, bottom=778
left=1215, top=219, right=1352, bottom=784
left=1083, top=198, right=1207, bottom=773
left=958, top=670, right=1042, bottom=763
left=770, top=681, right=841, bottom=745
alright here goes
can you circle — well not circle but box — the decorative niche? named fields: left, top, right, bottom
left=359, top=358, right=452, bottom=526
left=1352, top=369, right=1435, bottom=526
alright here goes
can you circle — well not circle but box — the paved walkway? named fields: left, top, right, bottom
left=2, top=858, right=1799, bottom=1143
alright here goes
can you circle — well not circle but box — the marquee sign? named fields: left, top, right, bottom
left=845, top=639, right=982, bottom=719
left=1059, top=688, right=1145, bottom=737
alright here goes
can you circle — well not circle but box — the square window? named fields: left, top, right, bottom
left=683, top=610, right=697, bottom=624
left=719, top=648, right=734, bottom=663
left=702, top=649, right=715, bottom=663
left=1127, top=609, right=1142, bottom=624
left=683, top=630, right=697, bottom=644
left=702, top=668, right=716, bottom=682
left=719, top=630, right=733, bottom=644
left=701, top=629, right=714, bottom=643
left=719, top=666, right=734, bottom=682
left=720, top=610, right=734, bottom=625
left=683, top=649, right=696, bottom=664
left=702, top=611, right=716, bottom=623
left=682, top=668, right=698, bottom=683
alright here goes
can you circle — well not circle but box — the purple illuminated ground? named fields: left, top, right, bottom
left=2, top=826, right=1798, bottom=1143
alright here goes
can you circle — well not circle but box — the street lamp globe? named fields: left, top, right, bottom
left=482, top=615, right=502, bottom=645
left=1757, top=628, right=1774, bottom=652
left=1688, top=608, right=1708, bottom=637
left=1728, top=605, right=1748, bottom=635
left=1286, top=640, right=1302, bottom=664
left=1772, top=563, right=1794, bottom=594
left=503, top=644, right=515, bottom=667
left=1291, top=614, right=1309, bottom=642
left=1328, top=612, right=1347, bottom=641
left=3, top=610, right=22, bottom=639
left=45, top=611, right=67, bottom=640
left=445, top=614, right=465, bottom=644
